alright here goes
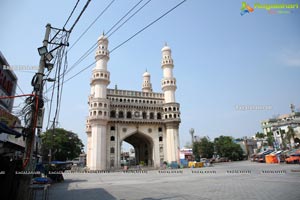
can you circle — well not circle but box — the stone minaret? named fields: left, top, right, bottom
left=86, top=34, right=110, bottom=170
left=142, top=70, right=153, bottom=92
left=161, top=43, right=180, bottom=163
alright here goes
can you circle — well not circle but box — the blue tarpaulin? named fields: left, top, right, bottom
left=0, top=121, right=22, bottom=138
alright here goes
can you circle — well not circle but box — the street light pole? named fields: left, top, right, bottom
left=17, top=23, right=51, bottom=200
left=25, top=23, right=51, bottom=170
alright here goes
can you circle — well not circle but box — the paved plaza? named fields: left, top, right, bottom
left=48, top=161, right=300, bottom=200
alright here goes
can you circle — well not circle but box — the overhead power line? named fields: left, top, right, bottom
left=107, top=0, right=152, bottom=38
left=69, top=0, right=92, bottom=33
left=17, top=83, right=25, bottom=95
left=63, top=0, right=81, bottom=29
left=62, top=0, right=151, bottom=80
left=62, top=0, right=187, bottom=85
left=106, top=0, right=144, bottom=35
left=68, top=0, right=116, bottom=51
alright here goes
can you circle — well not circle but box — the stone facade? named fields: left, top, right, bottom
left=86, top=35, right=180, bottom=170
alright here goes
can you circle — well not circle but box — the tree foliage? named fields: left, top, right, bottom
left=214, top=135, right=243, bottom=161
left=266, top=131, right=274, bottom=147
left=255, top=132, right=265, bottom=139
left=41, top=128, right=84, bottom=161
left=192, top=137, right=214, bottom=161
left=286, top=126, right=295, bottom=142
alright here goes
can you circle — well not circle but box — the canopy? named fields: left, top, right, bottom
left=0, top=121, right=22, bottom=138
left=257, top=149, right=273, bottom=156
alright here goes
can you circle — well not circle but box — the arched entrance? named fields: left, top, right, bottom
left=121, top=132, right=154, bottom=167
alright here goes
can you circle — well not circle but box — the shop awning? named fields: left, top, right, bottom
left=0, top=121, right=22, bottom=138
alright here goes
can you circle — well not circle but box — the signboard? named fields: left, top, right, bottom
left=180, top=153, right=185, bottom=159
left=0, top=52, right=17, bottom=112
left=0, top=107, right=19, bottom=128
left=0, top=107, right=25, bottom=147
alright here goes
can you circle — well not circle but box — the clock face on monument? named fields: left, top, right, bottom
left=134, top=111, right=140, bottom=118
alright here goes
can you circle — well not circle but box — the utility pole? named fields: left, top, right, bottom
left=27, top=23, right=51, bottom=170
left=16, top=24, right=51, bottom=200
left=190, top=128, right=195, bottom=145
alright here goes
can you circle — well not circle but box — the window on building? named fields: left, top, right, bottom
left=158, top=127, right=162, bottom=132
left=110, top=126, right=115, bottom=131
left=110, top=147, right=115, bottom=154
left=127, top=112, right=132, bottom=119
left=110, top=110, right=116, bottom=118
left=157, top=113, right=162, bottom=120
left=142, top=112, right=147, bottom=119
left=159, top=136, right=163, bottom=142
left=110, top=136, right=115, bottom=141
left=150, top=112, right=154, bottom=119
left=119, top=111, right=124, bottom=118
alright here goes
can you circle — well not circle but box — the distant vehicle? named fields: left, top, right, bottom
left=254, top=149, right=274, bottom=163
left=285, top=155, right=300, bottom=164
left=217, top=157, right=229, bottom=162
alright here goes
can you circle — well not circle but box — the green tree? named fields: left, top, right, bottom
left=192, top=137, right=214, bottom=161
left=41, top=128, right=84, bottom=161
left=278, top=130, right=287, bottom=149
left=286, top=126, right=296, bottom=147
left=255, top=132, right=265, bottom=139
left=214, top=135, right=243, bottom=161
left=266, top=132, right=274, bottom=147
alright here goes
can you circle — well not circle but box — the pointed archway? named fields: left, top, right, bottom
left=122, top=132, right=154, bottom=166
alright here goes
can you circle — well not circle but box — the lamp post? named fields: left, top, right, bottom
left=17, top=24, right=51, bottom=200
left=189, top=128, right=194, bottom=145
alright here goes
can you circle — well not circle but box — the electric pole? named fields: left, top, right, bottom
left=16, top=24, right=51, bottom=200
left=26, top=23, right=51, bottom=170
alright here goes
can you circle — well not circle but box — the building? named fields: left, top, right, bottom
left=0, top=51, right=17, bottom=112
left=261, top=104, right=300, bottom=149
left=179, top=148, right=193, bottom=161
left=86, top=35, right=181, bottom=170
left=0, top=51, right=25, bottom=200
left=0, top=51, right=24, bottom=153
left=235, top=137, right=257, bottom=158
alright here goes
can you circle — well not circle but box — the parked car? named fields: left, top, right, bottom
left=285, top=155, right=300, bottom=164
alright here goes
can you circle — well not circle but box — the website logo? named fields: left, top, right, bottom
left=240, top=2, right=299, bottom=15
left=240, top=2, right=254, bottom=16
